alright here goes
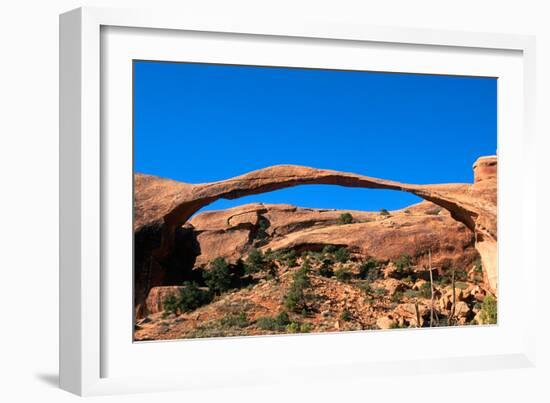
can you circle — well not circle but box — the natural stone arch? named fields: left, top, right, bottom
left=135, top=156, right=497, bottom=297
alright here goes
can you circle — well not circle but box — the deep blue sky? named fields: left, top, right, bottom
left=134, top=61, right=496, bottom=212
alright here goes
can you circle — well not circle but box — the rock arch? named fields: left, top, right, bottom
left=135, top=156, right=497, bottom=298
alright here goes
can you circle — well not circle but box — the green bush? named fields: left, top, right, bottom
left=338, top=212, right=353, bottom=225
left=391, top=291, right=404, bottom=303
left=285, top=322, right=301, bottom=333
left=284, top=264, right=311, bottom=312
left=162, top=293, right=179, bottom=315
left=285, top=320, right=312, bottom=333
left=335, top=267, right=352, bottom=283
left=305, top=250, right=323, bottom=261
left=220, top=312, right=249, bottom=328
left=454, top=269, right=468, bottom=281
left=322, top=245, right=338, bottom=254
left=359, top=259, right=379, bottom=280
left=203, top=257, right=232, bottom=294
left=418, top=282, right=432, bottom=298
left=256, top=317, right=279, bottom=331
left=340, top=309, right=352, bottom=321
left=319, top=261, right=334, bottom=278
left=277, top=249, right=297, bottom=267
left=179, top=282, right=213, bottom=311
left=474, top=259, right=483, bottom=273
left=245, top=248, right=264, bottom=274
left=176, top=282, right=213, bottom=312
left=425, top=207, right=441, bottom=215
left=479, top=294, right=497, bottom=324
left=374, top=287, right=386, bottom=296
left=380, top=208, right=390, bottom=216
left=357, top=281, right=372, bottom=295
left=403, top=289, right=420, bottom=299
left=333, top=247, right=350, bottom=263
left=394, top=254, right=412, bottom=272
left=256, top=311, right=291, bottom=331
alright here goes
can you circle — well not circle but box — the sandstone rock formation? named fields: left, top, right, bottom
left=134, top=156, right=497, bottom=307
left=188, top=201, right=478, bottom=271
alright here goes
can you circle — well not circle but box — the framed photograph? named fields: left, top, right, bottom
left=60, top=7, right=537, bottom=396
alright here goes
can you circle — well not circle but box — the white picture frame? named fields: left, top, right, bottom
left=59, top=6, right=537, bottom=396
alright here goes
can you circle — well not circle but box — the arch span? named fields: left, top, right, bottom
left=135, top=156, right=497, bottom=296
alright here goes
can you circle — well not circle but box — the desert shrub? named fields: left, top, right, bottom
left=334, top=247, right=350, bottom=263
left=178, top=282, right=213, bottom=312
left=395, top=254, right=412, bottom=272
left=284, top=264, right=311, bottom=312
left=437, top=273, right=456, bottom=286
left=319, top=260, right=334, bottom=278
left=374, top=287, right=386, bottom=296
left=275, top=311, right=290, bottom=326
left=340, top=309, right=352, bottom=321
left=338, top=212, right=353, bottom=225
left=357, top=281, right=373, bottom=295
left=425, top=207, right=441, bottom=215
left=380, top=208, right=390, bottom=216
left=278, top=249, right=298, bottom=267
left=305, top=250, right=323, bottom=262
left=479, top=294, right=497, bottom=324
left=245, top=248, right=264, bottom=274
left=203, top=257, right=232, bottom=294
left=404, top=209, right=411, bottom=215
left=404, top=289, right=420, bottom=299
left=418, top=282, right=432, bottom=298
left=264, top=248, right=274, bottom=260
left=285, top=322, right=300, bottom=333
left=285, top=286, right=308, bottom=312
left=454, top=269, right=468, bottom=281
left=322, top=245, right=338, bottom=254
left=391, top=291, right=404, bottom=303
left=358, top=259, right=379, bottom=280
left=285, top=320, right=312, bottom=333
left=162, top=293, right=179, bottom=315
left=256, top=311, right=290, bottom=331
left=474, top=259, right=483, bottom=273
left=335, top=267, right=352, bottom=283
left=220, top=312, right=249, bottom=328
left=256, top=317, right=279, bottom=331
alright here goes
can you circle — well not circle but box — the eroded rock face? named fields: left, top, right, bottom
left=134, top=156, right=497, bottom=313
left=188, top=201, right=478, bottom=272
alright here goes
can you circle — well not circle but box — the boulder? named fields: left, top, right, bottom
left=412, top=279, right=428, bottom=291
left=376, top=316, right=396, bottom=330
left=384, top=278, right=406, bottom=297
left=393, top=303, right=429, bottom=327
left=454, top=301, right=471, bottom=319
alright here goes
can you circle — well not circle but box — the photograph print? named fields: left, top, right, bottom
left=133, top=61, right=497, bottom=341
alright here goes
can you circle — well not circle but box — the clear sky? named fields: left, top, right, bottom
left=134, top=61, right=496, bottom=212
